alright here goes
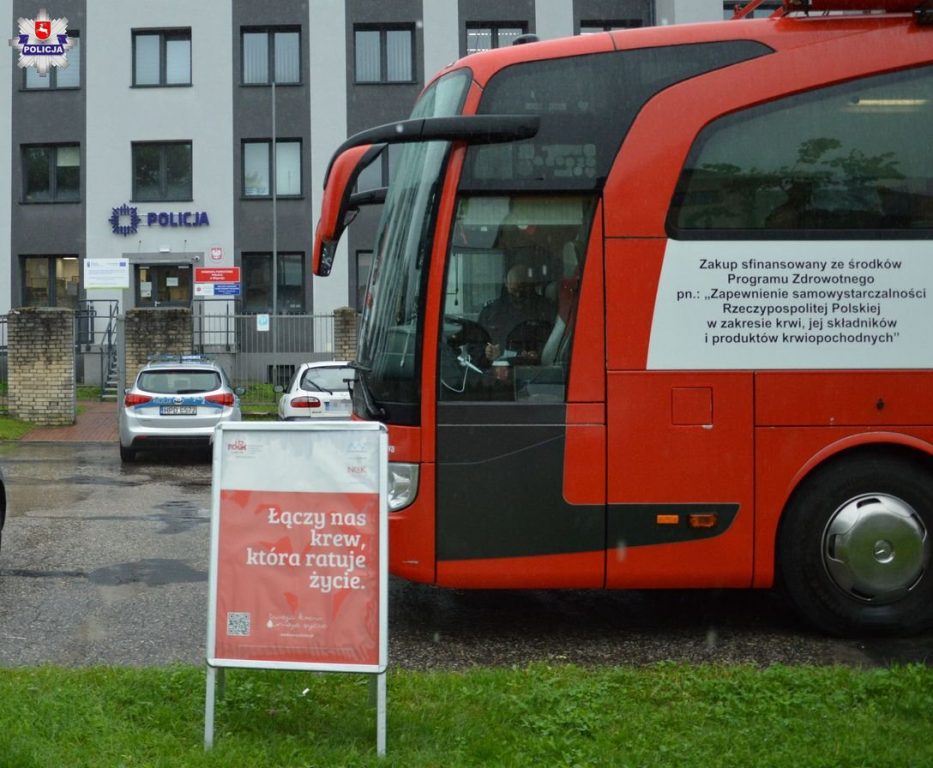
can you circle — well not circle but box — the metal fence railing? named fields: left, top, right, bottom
left=0, top=301, right=343, bottom=413
left=192, top=300, right=338, bottom=411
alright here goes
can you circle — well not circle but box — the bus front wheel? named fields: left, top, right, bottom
left=779, top=453, right=933, bottom=636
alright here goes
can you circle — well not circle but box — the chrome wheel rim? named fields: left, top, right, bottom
left=822, top=493, right=928, bottom=604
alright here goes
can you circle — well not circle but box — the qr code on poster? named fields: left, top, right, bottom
left=226, top=612, right=251, bottom=637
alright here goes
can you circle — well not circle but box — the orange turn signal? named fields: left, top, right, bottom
left=656, top=514, right=680, bottom=525
left=688, top=513, right=718, bottom=529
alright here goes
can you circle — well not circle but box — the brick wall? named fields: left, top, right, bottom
left=124, top=308, right=192, bottom=388
left=333, top=306, right=358, bottom=360
left=8, top=307, right=76, bottom=425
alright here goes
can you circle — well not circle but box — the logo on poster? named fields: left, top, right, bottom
left=9, top=9, right=74, bottom=77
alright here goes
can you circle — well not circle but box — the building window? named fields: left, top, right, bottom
left=132, top=142, right=192, bottom=201
left=242, top=28, right=300, bottom=84
left=242, top=140, right=302, bottom=197
left=22, top=144, right=80, bottom=202
left=354, top=25, right=414, bottom=83
left=579, top=20, right=642, bottom=34
left=24, top=31, right=80, bottom=89
left=133, top=29, right=191, bottom=86
left=354, top=250, right=373, bottom=312
left=354, top=145, right=396, bottom=192
left=21, top=255, right=80, bottom=309
left=242, top=252, right=305, bottom=314
left=722, top=1, right=781, bottom=18
left=465, top=23, right=526, bottom=55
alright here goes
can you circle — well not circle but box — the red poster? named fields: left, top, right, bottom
left=208, top=424, right=387, bottom=671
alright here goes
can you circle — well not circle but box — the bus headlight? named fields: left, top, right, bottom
left=388, top=462, right=419, bottom=512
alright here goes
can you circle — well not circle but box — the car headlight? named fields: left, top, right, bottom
left=387, top=462, right=419, bottom=512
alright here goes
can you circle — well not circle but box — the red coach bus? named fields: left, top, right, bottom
left=313, top=0, right=933, bottom=635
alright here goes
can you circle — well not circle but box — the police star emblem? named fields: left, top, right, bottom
left=9, top=8, right=74, bottom=77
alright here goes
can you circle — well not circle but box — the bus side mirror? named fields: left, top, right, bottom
left=312, top=144, right=383, bottom=277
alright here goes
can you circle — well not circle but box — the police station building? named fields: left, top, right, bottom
left=0, top=0, right=746, bottom=321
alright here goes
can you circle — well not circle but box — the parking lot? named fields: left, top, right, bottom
left=1, top=426, right=932, bottom=670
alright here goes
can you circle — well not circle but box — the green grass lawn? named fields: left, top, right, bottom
left=1, top=663, right=931, bottom=767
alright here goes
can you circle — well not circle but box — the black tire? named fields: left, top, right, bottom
left=778, top=453, right=933, bottom=636
left=119, top=444, right=136, bottom=463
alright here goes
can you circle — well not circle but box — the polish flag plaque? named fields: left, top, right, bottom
left=207, top=421, right=388, bottom=672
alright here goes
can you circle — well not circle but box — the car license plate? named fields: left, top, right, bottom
left=160, top=405, right=197, bottom=416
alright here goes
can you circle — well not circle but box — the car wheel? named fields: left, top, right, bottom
left=778, top=452, right=933, bottom=636
left=120, top=445, right=136, bottom=463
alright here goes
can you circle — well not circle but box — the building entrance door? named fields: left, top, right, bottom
left=135, top=264, right=192, bottom=307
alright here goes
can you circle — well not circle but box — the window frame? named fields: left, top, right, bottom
left=353, top=24, right=416, bottom=84
left=23, top=30, right=80, bottom=89
left=578, top=20, right=643, bottom=34
left=464, top=22, right=528, bottom=55
left=132, top=28, right=192, bottom=87
left=241, top=26, right=302, bottom=85
left=241, top=251, right=307, bottom=314
left=722, top=1, right=782, bottom=19
left=21, top=143, right=81, bottom=203
left=131, top=141, right=193, bottom=202
left=241, top=138, right=303, bottom=198
left=20, top=254, right=81, bottom=308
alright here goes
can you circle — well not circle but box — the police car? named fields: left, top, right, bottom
left=119, top=355, right=241, bottom=462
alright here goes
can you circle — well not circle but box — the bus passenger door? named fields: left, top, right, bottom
left=433, top=194, right=605, bottom=588
left=604, top=238, right=755, bottom=589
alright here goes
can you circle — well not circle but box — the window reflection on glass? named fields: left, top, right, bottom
left=133, top=142, right=192, bottom=201
left=672, top=66, right=933, bottom=231
left=23, top=144, right=80, bottom=202
left=242, top=252, right=305, bottom=313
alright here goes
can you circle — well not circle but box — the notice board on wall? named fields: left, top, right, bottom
left=207, top=421, right=388, bottom=673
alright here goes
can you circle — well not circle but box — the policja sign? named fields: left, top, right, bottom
left=205, top=421, right=388, bottom=753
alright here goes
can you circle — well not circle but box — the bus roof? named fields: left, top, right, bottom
left=430, top=9, right=924, bottom=92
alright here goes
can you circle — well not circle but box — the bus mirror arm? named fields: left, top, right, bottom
left=323, top=115, right=541, bottom=186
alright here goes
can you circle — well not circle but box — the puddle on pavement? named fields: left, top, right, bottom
left=87, top=558, right=207, bottom=587
left=147, top=500, right=211, bottom=534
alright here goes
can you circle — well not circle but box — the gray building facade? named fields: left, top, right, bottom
left=2, top=0, right=723, bottom=322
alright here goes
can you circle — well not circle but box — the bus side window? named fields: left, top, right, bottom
left=668, top=66, right=933, bottom=235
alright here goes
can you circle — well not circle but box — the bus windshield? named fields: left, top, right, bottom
left=355, top=69, right=471, bottom=422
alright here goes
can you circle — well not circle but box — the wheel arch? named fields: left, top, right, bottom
left=774, top=434, right=933, bottom=578
left=778, top=432, right=933, bottom=531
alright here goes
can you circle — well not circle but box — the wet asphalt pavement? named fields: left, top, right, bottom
left=0, top=441, right=931, bottom=669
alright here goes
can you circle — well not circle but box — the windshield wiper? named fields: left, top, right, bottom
left=347, top=362, right=385, bottom=420
left=303, top=379, right=333, bottom=395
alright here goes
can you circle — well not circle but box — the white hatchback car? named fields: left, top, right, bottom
left=277, top=361, right=355, bottom=420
